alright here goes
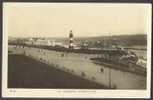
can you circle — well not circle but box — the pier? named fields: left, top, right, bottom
left=8, top=45, right=146, bottom=89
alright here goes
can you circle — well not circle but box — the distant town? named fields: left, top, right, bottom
left=9, top=32, right=147, bottom=50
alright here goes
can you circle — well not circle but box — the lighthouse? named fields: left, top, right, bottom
left=69, top=30, right=74, bottom=49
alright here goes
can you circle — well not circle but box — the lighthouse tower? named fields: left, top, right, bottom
left=69, top=30, right=74, bottom=49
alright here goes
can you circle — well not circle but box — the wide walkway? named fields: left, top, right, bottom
left=8, top=54, right=109, bottom=89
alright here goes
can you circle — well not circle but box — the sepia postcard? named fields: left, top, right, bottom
left=2, top=2, right=152, bottom=98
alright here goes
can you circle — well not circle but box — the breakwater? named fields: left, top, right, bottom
left=8, top=45, right=146, bottom=89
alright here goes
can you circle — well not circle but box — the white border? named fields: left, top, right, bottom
left=2, top=3, right=152, bottom=98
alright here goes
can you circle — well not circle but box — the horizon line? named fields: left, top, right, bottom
left=8, top=33, right=147, bottom=38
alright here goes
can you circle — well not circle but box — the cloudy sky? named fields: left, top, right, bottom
left=4, top=3, right=151, bottom=37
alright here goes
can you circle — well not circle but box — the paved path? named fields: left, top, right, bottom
left=8, top=54, right=109, bottom=89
